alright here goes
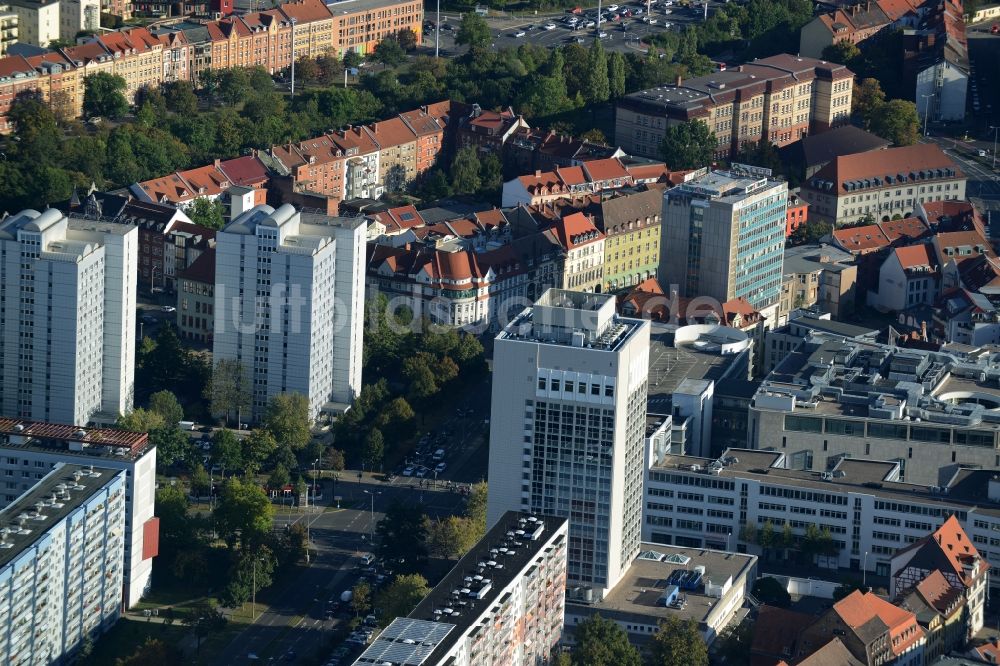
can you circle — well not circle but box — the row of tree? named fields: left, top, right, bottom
left=557, top=614, right=708, bottom=666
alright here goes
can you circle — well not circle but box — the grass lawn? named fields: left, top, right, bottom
left=83, top=618, right=187, bottom=666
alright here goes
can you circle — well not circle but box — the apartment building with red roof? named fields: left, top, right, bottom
left=802, top=143, right=966, bottom=226
left=369, top=116, right=418, bottom=192
left=0, top=55, right=54, bottom=133
left=455, top=104, right=529, bottom=155
left=131, top=156, right=268, bottom=207
left=895, top=569, right=966, bottom=662
left=549, top=212, right=604, bottom=292
left=503, top=158, right=672, bottom=207
left=176, top=247, right=215, bottom=343
left=797, top=589, right=925, bottom=666
left=891, top=515, right=988, bottom=641
left=399, top=105, right=446, bottom=174
left=799, top=2, right=893, bottom=58
left=327, top=0, right=423, bottom=57
left=278, top=0, right=334, bottom=59
left=869, top=242, right=938, bottom=312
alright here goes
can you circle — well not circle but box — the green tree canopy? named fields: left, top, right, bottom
left=647, top=616, right=708, bottom=666
left=821, top=40, right=862, bottom=66
left=243, top=429, right=278, bottom=476
left=872, top=98, right=920, bottom=146
left=660, top=120, right=716, bottom=169
left=584, top=39, right=610, bottom=104
left=751, top=576, right=791, bottom=607
left=211, top=428, right=244, bottom=472
left=214, top=477, right=275, bottom=547
left=374, top=574, right=431, bottom=626
left=428, top=515, right=480, bottom=559
left=456, top=13, right=490, bottom=49
left=207, top=359, right=251, bottom=427
left=148, top=390, right=184, bottom=427
left=363, top=428, right=385, bottom=471
left=376, top=498, right=429, bottom=573
left=187, top=197, right=226, bottom=230
left=84, top=72, right=128, bottom=119
left=450, top=146, right=482, bottom=195
left=852, top=77, right=886, bottom=130
left=118, top=407, right=166, bottom=433
left=608, top=51, right=626, bottom=100
left=263, top=393, right=311, bottom=450
left=571, top=614, right=641, bottom=666
left=374, top=37, right=407, bottom=68
left=149, top=426, right=196, bottom=469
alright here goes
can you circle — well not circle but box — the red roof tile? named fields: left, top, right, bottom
left=550, top=212, right=603, bottom=250
left=582, top=157, right=630, bottom=183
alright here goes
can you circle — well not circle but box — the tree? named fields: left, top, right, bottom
left=759, top=520, right=776, bottom=550
left=647, top=616, right=708, bottom=666
left=163, top=81, right=199, bottom=115
left=363, top=428, right=385, bottom=471
left=150, top=427, right=195, bottom=468
left=187, top=197, right=226, bottom=230
left=148, top=390, right=184, bottom=427
left=190, top=463, right=212, bottom=498
left=751, top=576, right=791, bottom=607
left=116, top=638, right=180, bottom=665
left=608, top=51, right=626, bottom=99
left=480, top=153, right=503, bottom=193
left=294, top=56, right=319, bottom=83
left=263, top=393, right=311, bottom=450
left=376, top=499, right=429, bottom=573
left=325, top=447, right=346, bottom=472
left=872, top=98, right=920, bottom=146
left=217, top=68, right=251, bottom=106
left=428, top=515, right=479, bottom=558
left=456, top=13, right=490, bottom=49
left=465, top=481, right=488, bottom=532
left=374, top=37, right=406, bottom=68
left=268, top=464, right=291, bottom=491
left=584, top=39, right=610, bottom=104
left=397, top=27, right=417, bottom=51
left=221, top=546, right=277, bottom=607
left=117, top=407, right=165, bottom=433
left=571, top=614, right=641, bottom=666
left=451, top=146, right=482, bottom=195
left=207, top=359, right=251, bottom=427
left=183, top=602, right=226, bottom=654
left=243, top=429, right=277, bottom=476
left=374, top=574, right=430, bottom=626
left=853, top=78, right=886, bottom=130
left=156, top=484, right=193, bottom=550
left=821, top=40, right=861, bottom=66
left=211, top=428, right=244, bottom=473
left=660, top=120, right=715, bottom=169
left=343, top=50, right=362, bottom=70
left=412, top=168, right=451, bottom=201
left=83, top=72, right=128, bottom=119
left=351, top=580, right=372, bottom=616
left=214, top=477, right=275, bottom=547
left=581, top=128, right=607, bottom=144
left=143, top=325, right=189, bottom=393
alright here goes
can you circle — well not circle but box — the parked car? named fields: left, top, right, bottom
left=606, top=3, right=619, bottom=9
left=403, top=465, right=415, bottom=476
left=416, top=467, right=428, bottom=478
left=435, top=462, right=447, bottom=474
left=513, top=30, right=526, bottom=37
left=543, top=22, right=556, bottom=29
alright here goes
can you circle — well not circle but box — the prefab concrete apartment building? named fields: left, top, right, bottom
left=0, top=209, right=137, bottom=427
left=0, top=463, right=127, bottom=665
left=212, top=204, right=365, bottom=423
left=487, top=289, right=650, bottom=599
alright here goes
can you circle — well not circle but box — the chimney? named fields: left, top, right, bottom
left=214, top=158, right=221, bottom=168
left=676, top=75, right=683, bottom=86
left=535, top=170, right=542, bottom=177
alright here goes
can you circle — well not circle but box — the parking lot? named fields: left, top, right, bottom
left=424, top=0, right=720, bottom=55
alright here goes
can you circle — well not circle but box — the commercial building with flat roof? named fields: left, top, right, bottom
left=659, top=167, right=788, bottom=323
left=643, top=446, right=1000, bottom=591
left=0, top=463, right=126, bottom=664
left=487, top=289, right=650, bottom=598
left=750, top=332, right=1000, bottom=485
left=351, top=512, right=568, bottom=666
left=564, top=544, right=756, bottom=647
left=615, top=54, right=854, bottom=160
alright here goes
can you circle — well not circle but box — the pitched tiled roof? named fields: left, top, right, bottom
left=894, top=515, right=986, bottom=588
left=582, top=157, right=631, bottom=183
left=375, top=205, right=424, bottom=234
left=810, top=144, right=962, bottom=195
left=399, top=107, right=444, bottom=137
left=893, top=244, right=935, bottom=271
left=832, top=224, right=891, bottom=253
left=278, top=0, right=334, bottom=21
left=913, top=569, right=962, bottom=614
left=796, top=638, right=864, bottom=666
left=370, top=117, right=417, bottom=149
left=750, top=606, right=815, bottom=663
left=177, top=247, right=215, bottom=284
left=0, top=55, right=36, bottom=79
left=550, top=212, right=603, bottom=250
left=330, top=125, right=379, bottom=155
left=219, top=156, right=269, bottom=187
left=880, top=217, right=929, bottom=242
left=833, top=590, right=924, bottom=656
left=932, top=229, right=995, bottom=269
left=796, top=125, right=891, bottom=169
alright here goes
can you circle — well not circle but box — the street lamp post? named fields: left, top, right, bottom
left=921, top=93, right=935, bottom=137
left=991, top=125, right=999, bottom=170
left=364, top=490, right=381, bottom=543
left=435, top=0, right=440, bottom=59
left=312, top=458, right=320, bottom=505
left=862, top=551, right=869, bottom=590
left=290, top=17, right=298, bottom=98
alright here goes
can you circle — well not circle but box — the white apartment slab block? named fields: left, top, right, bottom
left=0, top=209, right=137, bottom=426
left=213, top=205, right=364, bottom=423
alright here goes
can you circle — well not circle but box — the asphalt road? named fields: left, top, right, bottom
left=220, top=477, right=470, bottom=664
left=423, top=0, right=723, bottom=56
